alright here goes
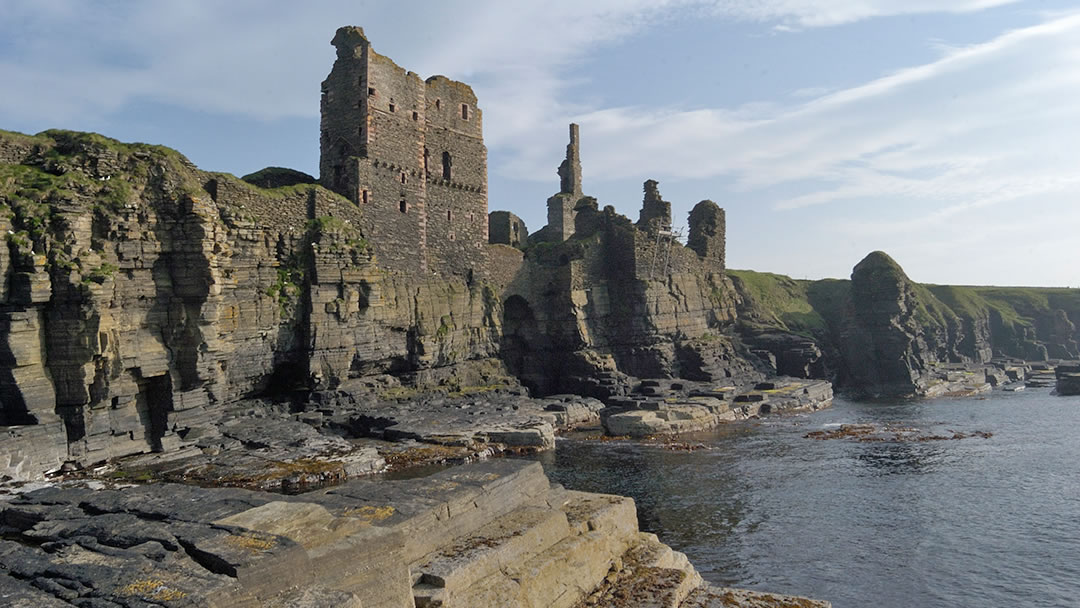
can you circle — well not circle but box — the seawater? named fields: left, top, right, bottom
left=521, top=388, right=1080, bottom=608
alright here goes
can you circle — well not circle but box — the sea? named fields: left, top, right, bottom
left=521, top=388, right=1080, bottom=608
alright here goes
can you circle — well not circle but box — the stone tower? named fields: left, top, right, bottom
left=637, top=179, right=672, bottom=234
left=319, top=26, right=488, bottom=279
left=546, top=124, right=584, bottom=242
left=687, top=200, right=726, bottom=272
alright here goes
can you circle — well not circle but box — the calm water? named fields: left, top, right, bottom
left=522, top=388, right=1080, bottom=608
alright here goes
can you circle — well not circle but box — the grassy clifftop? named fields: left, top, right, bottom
left=729, top=263, right=1080, bottom=361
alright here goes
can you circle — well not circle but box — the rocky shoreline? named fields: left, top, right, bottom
left=0, top=459, right=829, bottom=608
left=1, top=24, right=1076, bottom=607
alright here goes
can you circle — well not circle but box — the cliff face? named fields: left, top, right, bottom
left=0, top=130, right=506, bottom=479
left=0, top=129, right=763, bottom=480
left=498, top=204, right=758, bottom=398
left=840, top=251, right=953, bottom=395
left=730, top=252, right=1080, bottom=396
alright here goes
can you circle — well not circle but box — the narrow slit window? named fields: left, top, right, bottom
left=400, top=172, right=407, bottom=184
left=461, top=104, right=469, bottom=120
left=389, top=103, right=396, bottom=113
left=412, top=111, right=419, bottom=121
left=435, top=99, right=441, bottom=110
left=442, top=151, right=452, bottom=181
left=399, top=199, right=408, bottom=213
left=361, top=190, right=369, bottom=204
left=447, top=210, right=453, bottom=222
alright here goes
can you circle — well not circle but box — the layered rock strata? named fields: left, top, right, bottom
left=1056, top=364, right=1080, bottom=396
left=0, top=130, right=514, bottom=480
left=0, top=460, right=830, bottom=608
left=729, top=253, right=1080, bottom=397
left=602, top=378, right=833, bottom=437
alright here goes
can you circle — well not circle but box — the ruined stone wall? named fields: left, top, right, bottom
left=319, top=27, right=369, bottom=193
left=319, top=27, right=489, bottom=280
left=422, top=76, right=487, bottom=280
left=687, top=200, right=725, bottom=272
left=489, top=211, right=528, bottom=248
left=486, top=244, right=525, bottom=292
left=630, top=231, right=706, bottom=280
left=637, top=180, right=671, bottom=232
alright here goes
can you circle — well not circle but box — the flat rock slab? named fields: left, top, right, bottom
left=680, top=584, right=832, bottom=608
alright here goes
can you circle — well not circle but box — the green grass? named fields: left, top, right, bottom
left=727, top=269, right=827, bottom=335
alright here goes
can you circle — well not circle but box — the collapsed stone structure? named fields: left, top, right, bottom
left=320, top=26, right=487, bottom=280
left=488, top=124, right=749, bottom=396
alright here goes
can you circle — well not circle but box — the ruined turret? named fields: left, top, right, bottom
left=545, top=124, right=585, bottom=241
left=637, top=180, right=672, bottom=234
left=558, top=124, right=583, bottom=196
left=687, top=200, right=725, bottom=271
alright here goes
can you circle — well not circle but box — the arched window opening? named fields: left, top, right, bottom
left=442, top=151, right=452, bottom=181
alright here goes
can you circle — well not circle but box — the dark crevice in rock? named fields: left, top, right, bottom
left=176, top=538, right=238, bottom=578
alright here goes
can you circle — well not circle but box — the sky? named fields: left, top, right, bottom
left=2, top=0, right=1078, bottom=287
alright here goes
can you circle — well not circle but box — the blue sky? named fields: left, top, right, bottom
left=2, top=0, right=1078, bottom=287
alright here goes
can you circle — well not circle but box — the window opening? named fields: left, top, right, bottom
left=461, top=104, right=469, bottom=120
left=389, top=102, right=396, bottom=113
left=447, top=210, right=453, bottom=222
left=412, top=111, right=419, bottom=121
left=442, top=151, right=452, bottom=181
left=401, top=172, right=407, bottom=184
left=368, top=87, right=376, bottom=96
left=399, top=199, right=408, bottom=213
left=435, top=99, right=441, bottom=110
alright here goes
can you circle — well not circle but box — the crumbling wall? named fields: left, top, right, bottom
left=637, top=179, right=671, bottom=233
left=488, top=211, right=528, bottom=248
left=688, top=199, right=725, bottom=272
left=319, top=26, right=489, bottom=280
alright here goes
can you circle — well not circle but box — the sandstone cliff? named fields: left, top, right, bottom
left=0, top=130, right=510, bottom=479
left=730, top=252, right=1080, bottom=396
left=0, top=129, right=769, bottom=480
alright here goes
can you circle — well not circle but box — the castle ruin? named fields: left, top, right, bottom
left=320, top=26, right=488, bottom=280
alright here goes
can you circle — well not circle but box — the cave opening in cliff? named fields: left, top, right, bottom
left=138, top=374, right=173, bottom=452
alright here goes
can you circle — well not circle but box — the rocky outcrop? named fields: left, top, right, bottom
left=839, top=252, right=943, bottom=395
left=1056, top=364, right=1080, bottom=396
left=0, top=130, right=510, bottom=480
left=0, top=459, right=831, bottom=608
left=729, top=253, right=1080, bottom=397
left=602, top=378, right=833, bottom=437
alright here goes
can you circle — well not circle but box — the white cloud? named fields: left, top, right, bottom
left=708, top=0, right=1020, bottom=27
left=0, top=0, right=1023, bottom=127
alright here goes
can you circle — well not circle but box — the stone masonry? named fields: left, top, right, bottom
left=320, top=26, right=488, bottom=281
